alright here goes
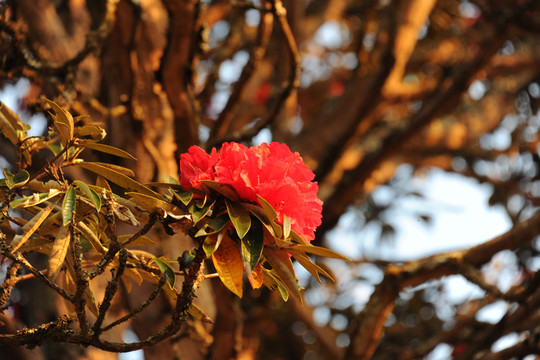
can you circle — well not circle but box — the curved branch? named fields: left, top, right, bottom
left=345, top=210, right=540, bottom=360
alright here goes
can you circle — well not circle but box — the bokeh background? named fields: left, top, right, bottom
left=2, top=0, right=540, bottom=359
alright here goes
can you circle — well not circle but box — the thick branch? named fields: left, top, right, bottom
left=345, top=210, right=540, bottom=360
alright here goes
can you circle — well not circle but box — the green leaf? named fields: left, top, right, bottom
left=10, top=189, right=61, bottom=208
left=47, top=225, right=71, bottom=281
left=3, top=168, right=30, bottom=189
left=73, top=180, right=101, bottom=212
left=84, top=286, right=100, bottom=318
left=164, top=175, right=179, bottom=185
left=288, top=244, right=350, bottom=260
left=127, top=192, right=178, bottom=213
left=179, top=249, right=196, bottom=271
left=145, top=182, right=183, bottom=189
left=173, top=189, right=194, bottom=206
left=225, top=199, right=251, bottom=239
left=241, top=216, right=264, bottom=271
left=263, top=248, right=302, bottom=303
left=117, top=234, right=156, bottom=246
left=75, top=162, right=159, bottom=198
left=287, top=229, right=309, bottom=245
left=10, top=206, right=54, bottom=253
left=44, top=98, right=74, bottom=147
left=195, top=214, right=230, bottom=237
left=77, top=221, right=107, bottom=254
left=288, top=249, right=334, bottom=283
left=152, top=257, right=176, bottom=289
left=190, top=199, right=214, bottom=225
left=82, top=161, right=135, bottom=177
left=200, top=180, right=239, bottom=201
left=202, top=231, right=225, bottom=258
left=257, top=195, right=278, bottom=220
left=62, top=185, right=77, bottom=226
left=262, top=269, right=289, bottom=302
left=76, top=140, right=137, bottom=160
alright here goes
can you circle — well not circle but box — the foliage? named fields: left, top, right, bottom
left=0, top=100, right=345, bottom=351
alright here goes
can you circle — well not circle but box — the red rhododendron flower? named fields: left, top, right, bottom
left=179, top=142, right=323, bottom=242
left=179, top=146, right=219, bottom=190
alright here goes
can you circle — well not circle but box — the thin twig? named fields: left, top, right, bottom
left=100, top=275, right=167, bottom=333
left=92, top=248, right=128, bottom=338
left=0, top=242, right=74, bottom=302
left=207, top=0, right=273, bottom=144
left=211, top=0, right=301, bottom=145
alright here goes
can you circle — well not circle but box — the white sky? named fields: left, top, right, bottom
left=328, top=168, right=512, bottom=261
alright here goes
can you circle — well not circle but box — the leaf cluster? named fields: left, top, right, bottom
left=0, top=99, right=347, bottom=351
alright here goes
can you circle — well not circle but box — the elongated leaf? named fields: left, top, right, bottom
left=36, top=212, right=63, bottom=237
left=288, top=244, right=350, bottom=260
left=75, top=162, right=159, bottom=198
left=263, top=248, right=302, bottom=303
left=212, top=235, right=244, bottom=297
left=257, top=195, right=278, bottom=220
left=242, top=203, right=271, bottom=226
left=84, top=287, right=100, bottom=318
left=10, top=190, right=60, bottom=208
left=117, top=234, right=156, bottom=246
left=73, top=180, right=101, bottom=211
left=283, top=215, right=291, bottom=240
left=47, top=225, right=71, bottom=281
left=81, top=161, right=135, bottom=177
left=77, top=221, right=107, bottom=253
left=262, top=269, right=289, bottom=301
left=62, top=185, right=77, bottom=226
left=188, top=304, right=214, bottom=324
left=17, top=235, right=52, bottom=253
left=10, top=206, right=53, bottom=253
left=44, top=99, right=74, bottom=146
left=241, top=216, right=264, bottom=271
left=77, top=125, right=106, bottom=138
left=288, top=229, right=309, bottom=245
left=127, top=192, right=177, bottom=213
left=0, top=101, right=25, bottom=131
left=225, top=199, right=251, bottom=239
left=145, top=182, right=183, bottom=190
left=77, top=140, right=137, bottom=160
left=244, top=199, right=282, bottom=239
left=152, top=257, right=176, bottom=289
left=0, top=105, right=19, bottom=144
left=95, top=176, right=111, bottom=192
left=288, top=249, right=334, bottom=283
left=200, top=180, right=239, bottom=201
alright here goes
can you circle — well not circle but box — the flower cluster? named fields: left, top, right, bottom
left=179, top=142, right=323, bottom=242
